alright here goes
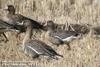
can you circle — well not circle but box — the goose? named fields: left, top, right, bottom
left=45, top=21, right=81, bottom=50
left=22, top=20, right=63, bottom=60
left=3, top=5, right=45, bottom=30
left=0, top=19, right=21, bottom=42
left=2, top=5, right=46, bottom=41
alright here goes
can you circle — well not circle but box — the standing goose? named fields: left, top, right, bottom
left=45, top=21, right=81, bottom=50
left=3, top=5, right=45, bottom=30
left=22, top=20, right=63, bottom=60
left=0, top=19, right=21, bottom=42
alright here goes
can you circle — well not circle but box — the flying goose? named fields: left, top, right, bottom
left=22, top=20, right=63, bottom=60
left=45, top=20, right=81, bottom=50
left=3, top=5, right=45, bottom=30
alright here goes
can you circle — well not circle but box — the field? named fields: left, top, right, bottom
left=0, top=0, right=100, bottom=67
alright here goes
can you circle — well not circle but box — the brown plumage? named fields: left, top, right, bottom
left=22, top=20, right=63, bottom=60
left=3, top=5, right=45, bottom=30
left=0, top=19, right=20, bottom=42
left=45, top=20, right=81, bottom=50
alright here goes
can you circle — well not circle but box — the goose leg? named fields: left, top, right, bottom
left=16, top=32, right=20, bottom=39
left=66, top=43, right=71, bottom=50
left=16, top=32, right=21, bottom=45
left=2, top=33, right=8, bottom=43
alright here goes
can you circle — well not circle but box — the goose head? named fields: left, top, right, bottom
left=4, top=5, right=15, bottom=14
left=45, top=20, right=55, bottom=31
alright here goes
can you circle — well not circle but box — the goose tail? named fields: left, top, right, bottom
left=49, top=54, right=63, bottom=60
left=56, top=54, right=63, bottom=58
left=51, top=55, right=63, bottom=60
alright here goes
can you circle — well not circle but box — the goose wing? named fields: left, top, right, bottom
left=25, top=40, right=60, bottom=57
left=51, top=31, right=77, bottom=39
left=0, top=19, right=21, bottom=32
left=0, top=19, right=14, bottom=29
left=15, top=14, right=44, bottom=29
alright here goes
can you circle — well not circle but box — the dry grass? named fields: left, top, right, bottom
left=0, top=0, right=100, bottom=67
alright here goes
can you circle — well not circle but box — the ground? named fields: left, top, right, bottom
left=0, top=0, right=100, bottom=67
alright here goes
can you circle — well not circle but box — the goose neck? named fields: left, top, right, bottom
left=23, top=25, right=32, bottom=45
